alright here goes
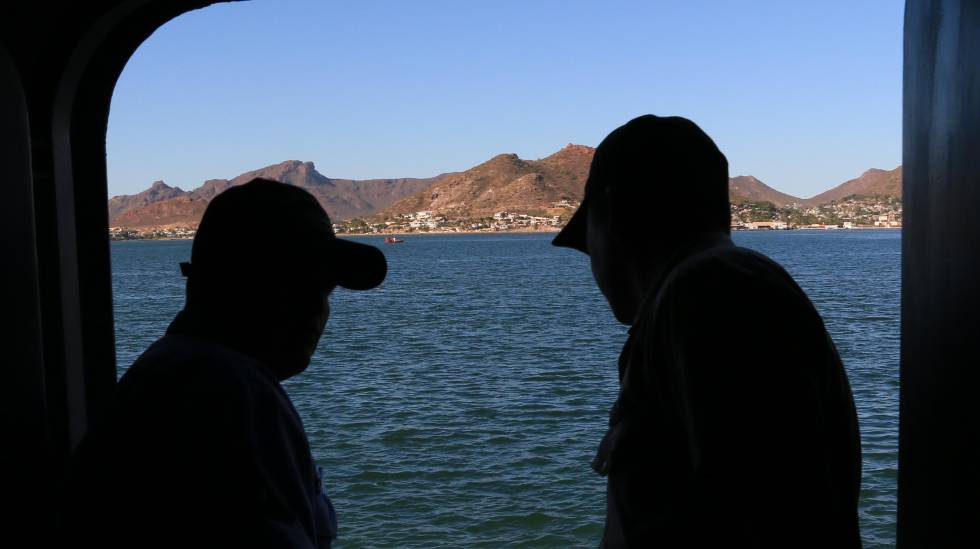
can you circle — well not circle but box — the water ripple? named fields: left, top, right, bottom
left=113, top=230, right=900, bottom=548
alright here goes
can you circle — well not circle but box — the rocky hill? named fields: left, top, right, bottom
left=378, top=144, right=594, bottom=218
left=112, top=195, right=208, bottom=228
left=726, top=168, right=904, bottom=209
left=804, top=165, right=903, bottom=205
left=377, top=145, right=826, bottom=219
left=109, top=150, right=903, bottom=229
left=729, top=175, right=804, bottom=207
left=108, top=161, right=449, bottom=228
left=107, top=180, right=188, bottom=221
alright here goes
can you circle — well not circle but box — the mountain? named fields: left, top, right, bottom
left=107, top=180, right=188, bottom=222
left=187, top=160, right=447, bottom=221
left=729, top=176, right=803, bottom=207
left=108, top=151, right=905, bottom=229
left=728, top=168, right=903, bottom=208
left=108, top=161, right=448, bottom=228
left=112, top=195, right=208, bottom=228
left=378, top=145, right=809, bottom=218
left=804, top=166, right=903, bottom=205
left=378, top=144, right=594, bottom=218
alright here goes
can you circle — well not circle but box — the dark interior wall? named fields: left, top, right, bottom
left=0, top=0, right=229, bottom=540
left=0, top=42, right=51, bottom=541
left=900, top=1, right=980, bottom=547
left=5, top=0, right=980, bottom=544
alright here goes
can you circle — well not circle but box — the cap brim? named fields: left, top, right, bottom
left=551, top=196, right=589, bottom=253
left=325, top=238, right=388, bottom=290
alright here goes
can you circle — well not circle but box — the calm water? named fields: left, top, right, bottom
left=112, top=230, right=901, bottom=548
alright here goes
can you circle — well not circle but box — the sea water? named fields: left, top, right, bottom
left=112, top=230, right=900, bottom=548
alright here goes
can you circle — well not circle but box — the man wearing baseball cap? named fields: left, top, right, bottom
left=555, top=116, right=862, bottom=548
left=67, top=179, right=386, bottom=548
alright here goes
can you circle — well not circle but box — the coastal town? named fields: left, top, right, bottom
left=109, top=195, right=903, bottom=240
left=730, top=195, right=903, bottom=230
left=333, top=201, right=572, bottom=236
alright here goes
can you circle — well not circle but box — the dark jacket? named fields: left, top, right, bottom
left=65, top=320, right=337, bottom=548
left=595, top=243, right=862, bottom=548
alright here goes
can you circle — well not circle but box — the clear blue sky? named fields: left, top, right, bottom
left=107, top=0, right=903, bottom=199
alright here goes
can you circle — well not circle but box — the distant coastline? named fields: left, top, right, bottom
left=109, top=225, right=562, bottom=241
left=109, top=225, right=901, bottom=242
left=108, top=154, right=902, bottom=237
left=342, top=226, right=562, bottom=237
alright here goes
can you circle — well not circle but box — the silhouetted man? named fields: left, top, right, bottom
left=66, top=179, right=387, bottom=548
left=553, top=116, right=862, bottom=548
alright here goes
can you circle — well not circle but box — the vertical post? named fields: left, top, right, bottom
left=900, top=1, right=980, bottom=546
left=0, top=43, right=55, bottom=540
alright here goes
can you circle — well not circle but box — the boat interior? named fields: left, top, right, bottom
left=2, top=1, right=978, bottom=546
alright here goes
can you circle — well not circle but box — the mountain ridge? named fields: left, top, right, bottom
left=108, top=160, right=451, bottom=227
left=804, top=166, right=903, bottom=205
left=729, top=175, right=803, bottom=208
left=377, top=144, right=593, bottom=219
left=108, top=150, right=902, bottom=229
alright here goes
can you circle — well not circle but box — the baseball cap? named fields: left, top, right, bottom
left=180, top=178, right=387, bottom=291
left=552, top=115, right=729, bottom=253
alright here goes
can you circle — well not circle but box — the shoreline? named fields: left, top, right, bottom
left=345, top=226, right=902, bottom=237
left=339, top=227, right=562, bottom=237
left=110, top=226, right=902, bottom=242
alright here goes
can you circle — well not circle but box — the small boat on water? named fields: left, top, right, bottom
left=384, top=236, right=405, bottom=244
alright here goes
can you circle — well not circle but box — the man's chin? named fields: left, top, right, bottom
left=272, top=352, right=312, bottom=381
left=603, top=296, right=635, bottom=325
left=613, top=308, right=635, bottom=326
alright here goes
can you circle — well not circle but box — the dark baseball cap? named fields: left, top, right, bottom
left=552, top=115, right=729, bottom=253
left=181, top=178, right=387, bottom=291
